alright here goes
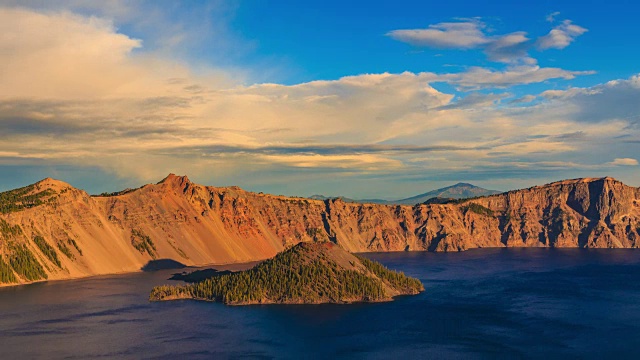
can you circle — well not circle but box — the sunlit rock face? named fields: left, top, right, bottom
left=1, top=175, right=639, bottom=285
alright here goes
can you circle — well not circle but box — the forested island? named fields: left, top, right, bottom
left=150, top=242, right=424, bottom=305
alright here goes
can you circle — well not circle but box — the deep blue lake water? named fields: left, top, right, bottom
left=1, top=248, right=640, bottom=359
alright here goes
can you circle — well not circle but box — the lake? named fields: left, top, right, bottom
left=1, top=248, right=640, bottom=359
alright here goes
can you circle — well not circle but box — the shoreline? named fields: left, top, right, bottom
left=2, top=246, right=640, bottom=288
left=0, top=260, right=262, bottom=289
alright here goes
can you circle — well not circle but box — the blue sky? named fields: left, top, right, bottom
left=0, top=0, right=639, bottom=198
left=231, top=1, right=637, bottom=84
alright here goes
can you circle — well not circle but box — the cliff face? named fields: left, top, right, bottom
left=0, top=174, right=639, bottom=285
left=474, top=177, right=640, bottom=249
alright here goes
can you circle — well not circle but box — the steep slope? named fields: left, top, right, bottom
left=1, top=174, right=639, bottom=286
left=0, top=175, right=290, bottom=285
left=150, top=242, right=424, bottom=305
left=394, top=183, right=501, bottom=205
left=473, top=177, right=640, bottom=248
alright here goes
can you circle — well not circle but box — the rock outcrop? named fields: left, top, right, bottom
left=0, top=174, right=639, bottom=285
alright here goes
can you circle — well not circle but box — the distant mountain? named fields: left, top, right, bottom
left=394, top=183, right=501, bottom=205
left=311, top=183, right=500, bottom=205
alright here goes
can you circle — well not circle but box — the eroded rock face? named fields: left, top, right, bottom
left=474, top=177, right=640, bottom=249
left=0, top=175, right=639, bottom=284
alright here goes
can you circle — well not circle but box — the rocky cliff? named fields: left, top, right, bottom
left=1, top=174, right=639, bottom=285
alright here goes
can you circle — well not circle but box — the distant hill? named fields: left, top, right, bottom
left=150, top=242, right=424, bottom=305
left=310, top=194, right=389, bottom=204
left=394, top=183, right=501, bottom=205
left=310, top=183, right=500, bottom=205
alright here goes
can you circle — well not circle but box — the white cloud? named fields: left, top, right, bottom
left=437, top=66, right=594, bottom=89
left=0, top=8, right=241, bottom=101
left=537, top=20, right=588, bottom=50
left=0, top=8, right=155, bottom=99
left=438, top=92, right=510, bottom=110
left=259, top=154, right=404, bottom=171
left=509, top=95, right=537, bottom=104
left=386, top=20, right=489, bottom=48
left=484, top=32, right=534, bottom=64
left=389, top=18, right=588, bottom=65
left=609, top=158, right=639, bottom=166
left=540, top=75, right=640, bottom=122
left=546, top=11, right=561, bottom=23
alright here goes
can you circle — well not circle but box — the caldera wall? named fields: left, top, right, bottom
left=1, top=174, right=639, bottom=285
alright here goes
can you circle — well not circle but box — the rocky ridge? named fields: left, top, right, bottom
left=0, top=174, right=639, bottom=285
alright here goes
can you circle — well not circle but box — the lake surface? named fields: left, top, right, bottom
left=2, top=248, right=640, bottom=359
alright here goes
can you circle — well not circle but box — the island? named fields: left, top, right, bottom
left=150, top=242, right=424, bottom=305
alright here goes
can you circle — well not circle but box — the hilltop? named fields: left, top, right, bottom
left=150, top=242, right=424, bottom=305
left=394, top=183, right=501, bottom=205
left=311, top=182, right=500, bottom=205
left=0, top=174, right=639, bottom=286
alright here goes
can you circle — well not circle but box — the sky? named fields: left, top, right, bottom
left=0, top=0, right=639, bottom=198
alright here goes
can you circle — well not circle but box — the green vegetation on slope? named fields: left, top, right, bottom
left=306, top=227, right=327, bottom=240
left=56, top=236, right=82, bottom=259
left=167, top=240, right=188, bottom=260
left=355, top=255, right=424, bottom=293
left=67, top=238, right=83, bottom=256
left=33, top=235, right=62, bottom=268
left=0, top=185, right=55, bottom=214
left=0, top=218, right=23, bottom=239
left=57, top=241, right=74, bottom=260
left=150, top=243, right=423, bottom=304
left=0, top=257, right=18, bottom=283
left=8, top=243, right=47, bottom=281
left=131, top=229, right=157, bottom=258
left=463, top=203, right=494, bottom=217
left=93, top=187, right=142, bottom=197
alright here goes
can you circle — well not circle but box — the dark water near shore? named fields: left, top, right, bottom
left=2, top=248, right=640, bottom=359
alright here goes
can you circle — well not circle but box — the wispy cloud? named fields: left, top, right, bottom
left=537, top=20, right=588, bottom=50
left=388, top=17, right=588, bottom=65
left=386, top=20, right=489, bottom=48
left=435, top=66, right=594, bottom=89
left=609, top=158, right=639, bottom=166
left=541, top=75, right=640, bottom=122
left=546, top=11, right=561, bottom=23
left=387, top=19, right=535, bottom=64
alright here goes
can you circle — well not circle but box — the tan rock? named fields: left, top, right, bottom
left=0, top=175, right=638, bottom=285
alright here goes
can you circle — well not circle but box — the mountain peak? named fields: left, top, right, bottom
left=35, top=177, right=73, bottom=191
left=600, top=176, right=620, bottom=183
left=544, top=176, right=622, bottom=187
left=159, top=173, right=191, bottom=186
left=396, top=182, right=500, bottom=205
left=452, top=182, right=475, bottom=187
